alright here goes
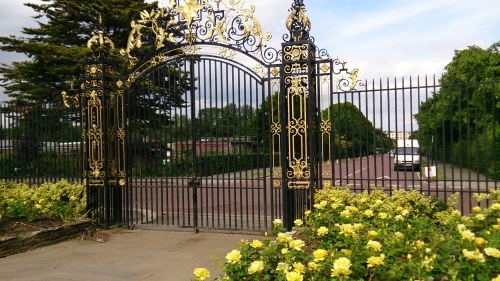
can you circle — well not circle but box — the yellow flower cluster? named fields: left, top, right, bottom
left=201, top=187, right=500, bottom=281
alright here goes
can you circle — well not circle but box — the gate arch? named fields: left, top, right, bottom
left=124, top=47, right=281, bottom=231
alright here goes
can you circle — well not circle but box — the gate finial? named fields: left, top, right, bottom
left=285, top=0, right=312, bottom=42
left=87, top=16, right=115, bottom=52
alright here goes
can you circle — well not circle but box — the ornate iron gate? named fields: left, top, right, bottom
left=59, top=0, right=366, bottom=231
left=118, top=4, right=272, bottom=231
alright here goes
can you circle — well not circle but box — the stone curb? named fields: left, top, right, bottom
left=0, top=220, right=93, bottom=258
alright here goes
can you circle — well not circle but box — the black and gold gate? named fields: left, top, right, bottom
left=66, top=0, right=361, bottom=231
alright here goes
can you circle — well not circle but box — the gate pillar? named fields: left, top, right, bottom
left=82, top=21, right=127, bottom=228
left=280, top=0, right=319, bottom=229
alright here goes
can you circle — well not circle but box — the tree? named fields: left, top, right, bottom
left=0, top=0, right=158, bottom=106
left=196, top=103, right=256, bottom=139
left=322, top=102, right=387, bottom=159
left=415, top=42, right=499, bottom=144
left=0, top=0, right=194, bottom=144
left=414, top=42, right=499, bottom=178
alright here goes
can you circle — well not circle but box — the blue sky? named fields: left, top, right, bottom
left=0, top=0, right=499, bottom=102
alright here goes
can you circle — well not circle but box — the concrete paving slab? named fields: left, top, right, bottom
left=0, top=228, right=261, bottom=281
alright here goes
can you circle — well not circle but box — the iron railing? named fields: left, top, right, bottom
left=0, top=103, right=82, bottom=185
left=1, top=71, right=497, bottom=228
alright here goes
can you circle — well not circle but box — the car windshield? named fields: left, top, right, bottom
left=396, top=147, right=420, bottom=155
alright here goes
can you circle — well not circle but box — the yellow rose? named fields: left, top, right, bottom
left=367, top=254, right=385, bottom=267
left=193, top=268, right=211, bottom=280
left=346, top=206, right=358, bottom=212
left=461, top=230, right=476, bottom=241
left=364, top=209, right=374, bottom=217
left=394, top=232, right=404, bottom=239
left=248, top=261, right=265, bottom=274
left=484, top=247, right=500, bottom=258
left=378, top=212, right=388, bottom=219
left=414, top=240, right=425, bottom=249
left=250, top=239, right=264, bottom=249
left=304, top=210, right=312, bottom=216
left=338, top=224, right=355, bottom=236
left=341, top=249, right=351, bottom=256
left=277, top=233, right=291, bottom=243
left=317, top=226, right=328, bottom=236
left=308, top=262, right=318, bottom=270
left=276, top=262, right=289, bottom=272
left=475, top=237, right=487, bottom=246
left=281, top=248, right=289, bottom=254
left=366, top=240, right=382, bottom=251
left=491, top=203, right=500, bottom=210
left=340, top=209, right=351, bottom=218
left=286, top=271, right=303, bottom=281
left=368, top=230, right=378, bottom=237
left=294, top=219, right=303, bottom=226
left=475, top=214, right=485, bottom=221
left=273, top=219, right=283, bottom=226
left=462, top=249, right=485, bottom=263
left=225, top=249, right=241, bottom=264
left=289, top=239, right=305, bottom=251
left=331, top=257, right=352, bottom=277
left=293, top=262, right=305, bottom=273
left=313, top=249, right=328, bottom=262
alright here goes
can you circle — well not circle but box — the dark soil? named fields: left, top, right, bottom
left=0, top=217, right=66, bottom=239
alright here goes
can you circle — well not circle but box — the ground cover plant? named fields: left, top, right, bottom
left=193, top=187, right=499, bottom=280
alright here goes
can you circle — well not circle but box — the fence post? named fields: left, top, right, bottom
left=280, top=0, right=318, bottom=230
left=79, top=17, right=126, bottom=227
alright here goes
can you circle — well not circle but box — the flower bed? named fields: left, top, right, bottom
left=0, top=180, right=90, bottom=258
left=193, top=188, right=500, bottom=280
left=0, top=180, right=86, bottom=222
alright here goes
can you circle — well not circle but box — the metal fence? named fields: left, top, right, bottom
left=1, top=71, right=498, bottom=227
left=0, top=103, right=82, bottom=185
left=317, top=72, right=498, bottom=215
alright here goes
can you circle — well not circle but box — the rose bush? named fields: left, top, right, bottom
left=193, top=187, right=500, bottom=280
left=0, top=180, right=86, bottom=222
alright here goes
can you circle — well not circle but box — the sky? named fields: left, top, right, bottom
left=0, top=0, right=499, bottom=103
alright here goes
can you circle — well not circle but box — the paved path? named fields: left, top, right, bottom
left=0, top=228, right=261, bottom=281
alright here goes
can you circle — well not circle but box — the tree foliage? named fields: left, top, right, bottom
left=0, top=0, right=158, bottom=106
left=323, top=102, right=391, bottom=160
left=196, top=103, right=256, bottom=139
left=414, top=42, right=499, bottom=144
left=414, top=42, right=499, bottom=178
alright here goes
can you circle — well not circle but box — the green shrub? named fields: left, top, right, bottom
left=193, top=187, right=500, bottom=280
left=0, top=180, right=86, bottom=222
